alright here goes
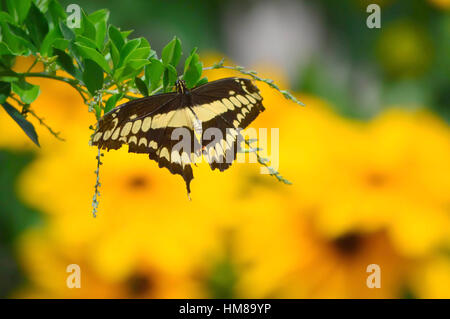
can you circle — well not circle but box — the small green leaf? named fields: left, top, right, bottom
left=83, top=59, right=104, bottom=95
left=74, top=42, right=111, bottom=73
left=59, top=20, right=75, bottom=41
left=7, top=23, right=37, bottom=52
left=127, top=59, right=150, bottom=70
left=40, top=28, right=61, bottom=56
left=88, top=9, right=110, bottom=24
left=48, top=0, right=66, bottom=26
left=24, top=3, right=49, bottom=47
left=118, top=38, right=140, bottom=67
left=109, top=40, right=120, bottom=68
left=0, top=82, right=11, bottom=103
left=134, top=77, right=148, bottom=97
left=6, top=0, right=31, bottom=24
left=163, top=64, right=177, bottom=92
left=104, top=93, right=123, bottom=114
left=108, top=25, right=124, bottom=51
left=196, top=77, right=208, bottom=87
left=1, top=101, right=40, bottom=147
left=0, top=42, right=14, bottom=55
left=0, top=12, right=14, bottom=24
left=145, top=58, right=165, bottom=91
left=12, top=79, right=40, bottom=104
left=75, top=35, right=98, bottom=49
left=53, top=48, right=78, bottom=79
left=127, top=47, right=151, bottom=61
left=161, top=36, right=182, bottom=67
left=81, top=10, right=96, bottom=42
left=94, top=19, right=107, bottom=50
left=183, top=48, right=203, bottom=88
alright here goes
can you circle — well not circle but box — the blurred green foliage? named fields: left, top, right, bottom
left=0, top=150, right=41, bottom=297
left=297, top=0, right=450, bottom=121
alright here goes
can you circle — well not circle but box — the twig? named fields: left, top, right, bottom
left=92, top=148, right=103, bottom=218
left=203, top=60, right=305, bottom=107
left=9, top=95, right=65, bottom=141
left=243, top=139, right=292, bottom=185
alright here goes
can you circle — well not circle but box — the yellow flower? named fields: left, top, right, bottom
left=410, top=255, right=450, bottom=298
left=428, top=0, right=450, bottom=9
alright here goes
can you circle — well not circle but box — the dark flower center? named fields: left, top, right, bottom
left=331, top=232, right=364, bottom=257
left=128, top=175, right=150, bottom=189
left=126, top=273, right=154, bottom=296
left=366, top=171, right=388, bottom=187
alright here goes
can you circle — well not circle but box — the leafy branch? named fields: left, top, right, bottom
left=0, top=0, right=303, bottom=216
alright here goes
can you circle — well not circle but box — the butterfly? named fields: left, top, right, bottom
left=90, top=77, right=265, bottom=197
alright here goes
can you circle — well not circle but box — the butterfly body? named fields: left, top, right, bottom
left=90, top=77, right=265, bottom=195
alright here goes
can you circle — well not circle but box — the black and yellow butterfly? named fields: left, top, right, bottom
left=90, top=77, right=265, bottom=196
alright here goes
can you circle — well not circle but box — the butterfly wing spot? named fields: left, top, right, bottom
left=141, top=116, right=152, bottom=132
left=121, top=122, right=132, bottom=136
left=138, top=137, right=147, bottom=147
left=132, top=120, right=142, bottom=134
left=222, top=98, right=235, bottom=111
left=236, top=94, right=249, bottom=105
left=229, top=96, right=241, bottom=108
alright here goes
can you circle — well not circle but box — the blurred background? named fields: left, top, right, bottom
left=0, top=0, right=449, bottom=298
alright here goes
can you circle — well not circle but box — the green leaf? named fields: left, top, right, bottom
left=145, top=58, right=165, bottom=91
left=88, top=9, right=109, bottom=24
left=6, top=0, right=31, bottom=24
left=88, top=9, right=109, bottom=50
left=94, top=19, right=107, bottom=50
left=127, top=46, right=151, bottom=61
left=0, top=82, right=11, bottom=104
left=53, top=48, right=79, bottom=79
left=83, top=59, right=104, bottom=95
left=183, top=48, right=203, bottom=88
left=163, top=64, right=177, bottom=92
left=24, top=3, right=49, bottom=47
left=161, top=36, right=182, bottom=67
left=196, top=77, right=208, bottom=87
left=48, top=0, right=66, bottom=26
left=134, top=77, right=148, bottom=97
left=0, top=12, right=14, bottom=24
left=127, top=59, right=150, bottom=70
left=109, top=40, right=120, bottom=68
left=51, top=38, right=69, bottom=51
left=118, top=38, right=140, bottom=67
left=108, top=25, right=124, bottom=51
left=75, top=35, right=97, bottom=49
left=0, top=42, right=14, bottom=55
left=40, top=28, right=61, bottom=56
left=12, top=79, right=40, bottom=104
left=1, top=102, right=39, bottom=147
left=59, top=20, right=75, bottom=41
left=104, top=92, right=123, bottom=114
left=74, top=42, right=111, bottom=73
left=7, top=23, right=37, bottom=52
left=81, top=10, right=96, bottom=42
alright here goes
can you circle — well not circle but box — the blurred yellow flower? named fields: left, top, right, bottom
left=11, top=53, right=450, bottom=299
left=428, top=0, right=450, bottom=9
